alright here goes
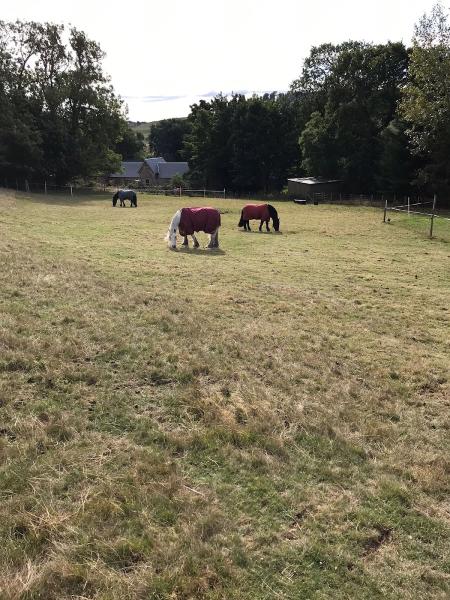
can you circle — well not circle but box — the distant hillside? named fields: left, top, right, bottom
left=128, top=121, right=154, bottom=139
left=128, top=117, right=188, bottom=140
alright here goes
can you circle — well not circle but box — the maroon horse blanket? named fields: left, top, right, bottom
left=179, top=207, right=221, bottom=235
left=242, top=204, right=270, bottom=222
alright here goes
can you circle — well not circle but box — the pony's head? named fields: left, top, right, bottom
left=238, top=210, right=244, bottom=228
left=166, top=209, right=181, bottom=248
left=272, top=215, right=280, bottom=232
left=112, top=191, right=119, bottom=206
left=268, top=205, right=280, bottom=231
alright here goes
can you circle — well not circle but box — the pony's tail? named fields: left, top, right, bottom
left=238, top=210, right=244, bottom=227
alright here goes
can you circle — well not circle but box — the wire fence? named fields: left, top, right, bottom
left=292, top=191, right=430, bottom=206
left=3, top=179, right=450, bottom=219
left=1, top=179, right=103, bottom=195
left=133, top=187, right=227, bottom=198
left=383, top=195, right=450, bottom=238
left=1, top=179, right=228, bottom=199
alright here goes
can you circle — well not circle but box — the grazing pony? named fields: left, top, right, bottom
left=238, top=203, right=280, bottom=232
left=112, top=190, right=137, bottom=207
left=166, top=207, right=221, bottom=249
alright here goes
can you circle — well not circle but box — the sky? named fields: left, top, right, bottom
left=1, top=0, right=440, bottom=122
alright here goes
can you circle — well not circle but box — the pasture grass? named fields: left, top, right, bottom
left=0, top=189, right=449, bottom=599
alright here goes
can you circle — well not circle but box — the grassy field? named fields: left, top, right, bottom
left=0, top=190, right=449, bottom=599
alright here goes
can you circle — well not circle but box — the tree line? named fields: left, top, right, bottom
left=149, top=3, right=450, bottom=197
left=1, top=3, right=449, bottom=197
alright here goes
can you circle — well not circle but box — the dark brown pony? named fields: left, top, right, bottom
left=238, top=203, right=280, bottom=231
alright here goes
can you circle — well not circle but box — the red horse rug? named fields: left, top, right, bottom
left=242, top=204, right=270, bottom=222
left=179, top=207, right=221, bottom=236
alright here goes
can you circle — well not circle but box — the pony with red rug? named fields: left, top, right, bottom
left=238, top=204, right=280, bottom=232
left=166, top=207, right=221, bottom=249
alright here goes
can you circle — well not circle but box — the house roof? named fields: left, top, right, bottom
left=143, top=157, right=166, bottom=172
left=288, top=177, right=342, bottom=185
left=110, top=161, right=142, bottom=178
left=156, top=162, right=189, bottom=179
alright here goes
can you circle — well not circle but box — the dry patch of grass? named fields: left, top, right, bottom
left=0, top=190, right=449, bottom=599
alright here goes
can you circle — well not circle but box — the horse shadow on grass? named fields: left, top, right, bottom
left=238, top=230, right=283, bottom=235
left=176, top=247, right=226, bottom=256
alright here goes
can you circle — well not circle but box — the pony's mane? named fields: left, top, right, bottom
left=165, top=209, right=181, bottom=241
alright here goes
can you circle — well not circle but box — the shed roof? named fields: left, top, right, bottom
left=110, top=161, right=142, bottom=178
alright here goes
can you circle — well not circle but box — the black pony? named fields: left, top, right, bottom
left=238, top=203, right=280, bottom=232
left=112, top=189, right=137, bottom=207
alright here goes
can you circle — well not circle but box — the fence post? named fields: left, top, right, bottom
left=429, top=195, right=437, bottom=238
left=179, top=187, right=181, bottom=197
left=70, top=185, right=73, bottom=197
left=25, top=179, right=29, bottom=193
left=383, top=197, right=388, bottom=223
left=407, top=197, right=410, bottom=215
left=203, top=188, right=206, bottom=198
left=223, top=188, right=226, bottom=199
left=44, top=181, right=47, bottom=195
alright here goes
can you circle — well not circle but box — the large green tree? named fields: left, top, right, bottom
left=377, top=119, right=417, bottom=194
left=148, top=118, right=192, bottom=162
left=0, top=21, right=43, bottom=181
left=115, top=127, right=145, bottom=160
left=295, top=41, right=410, bottom=191
left=400, top=2, right=450, bottom=193
left=0, top=20, right=125, bottom=184
left=183, top=95, right=233, bottom=188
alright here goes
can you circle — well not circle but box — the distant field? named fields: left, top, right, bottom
left=0, top=190, right=449, bottom=599
left=128, top=120, right=153, bottom=139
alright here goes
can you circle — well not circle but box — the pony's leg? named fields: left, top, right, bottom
left=259, top=220, right=263, bottom=231
left=192, top=234, right=200, bottom=248
left=182, top=236, right=189, bottom=246
left=266, top=219, right=270, bottom=232
left=245, top=221, right=251, bottom=231
left=206, top=230, right=219, bottom=248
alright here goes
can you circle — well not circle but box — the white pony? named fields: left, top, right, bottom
left=165, top=207, right=221, bottom=249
